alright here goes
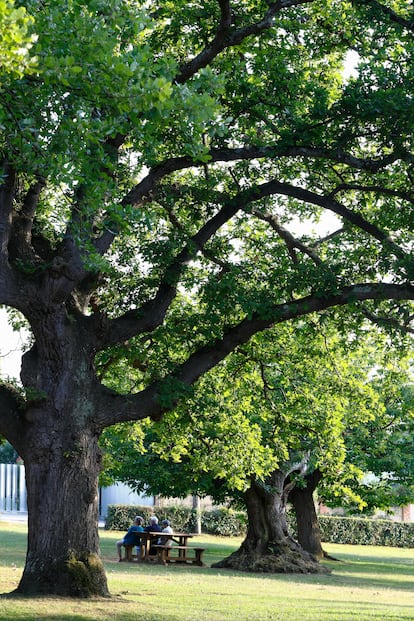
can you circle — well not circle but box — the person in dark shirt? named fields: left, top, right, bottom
left=145, top=515, right=162, bottom=555
left=116, top=515, right=144, bottom=561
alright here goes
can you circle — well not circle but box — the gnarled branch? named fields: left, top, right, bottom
left=93, top=281, right=414, bottom=428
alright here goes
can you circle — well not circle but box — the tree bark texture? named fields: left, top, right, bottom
left=0, top=307, right=110, bottom=597
left=17, top=429, right=108, bottom=596
left=289, top=470, right=325, bottom=560
left=212, top=473, right=330, bottom=574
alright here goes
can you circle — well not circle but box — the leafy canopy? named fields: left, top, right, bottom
left=0, top=0, right=36, bottom=80
left=101, top=313, right=413, bottom=511
left=1, top=0, right=414, bottom=430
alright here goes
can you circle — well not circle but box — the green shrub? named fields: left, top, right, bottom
left=201, top=507, right=247, bottom=536
left=287, top=511, right=414, bottom=548
left=105, top=504, right=247, bottom=536
left=317, top=515, right=414, bottom=548
left=105, top=505, right=155, bottom=531
left=105, top=504, right=196, bottom=531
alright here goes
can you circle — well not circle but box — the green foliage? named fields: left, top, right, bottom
left=3, top=0, right=413, bottom=426
left=3, top=0, right=412, bottom=363
left=321, top=374, right=414, bottom=513
left=0, top=0, right=36, bottom=79
left=0, top=440, right=19, bottom=463
left=314, top=515, right=414, bottom=548
left=200, top=507, right=247, bottom=537
left=2, top=1, right=414, bottom=378
left=102, top=314, right=414, bottom=514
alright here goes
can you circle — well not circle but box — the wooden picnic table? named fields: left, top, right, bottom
left=138, top=531, right=192, bottom=558
left=138, top=531, right=206, bottom=566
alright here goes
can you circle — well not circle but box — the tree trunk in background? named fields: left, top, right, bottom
left=289, top=470, right=325, bottom=560
left=212, top=472, right=329, bottom=574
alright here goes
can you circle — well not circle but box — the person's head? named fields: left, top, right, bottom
left=162, top=519, right=170, bottom=528
left=150, top=516, right=158, bottom=525
left=134, top=515, right=143, bottom=525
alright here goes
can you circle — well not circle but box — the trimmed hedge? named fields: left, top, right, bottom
left=106, top=504, right=414, bottom=547
left=318, top=515, right=414, bottom=548
left=105, top=504, right=247, bottom=536
left=200, top=507, right=247, bottom=536
left=287, top=512, right=414, bottom=548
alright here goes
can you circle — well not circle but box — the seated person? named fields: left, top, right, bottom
left=160, top=519, right=173, bottom=547
left=145, top=515, right=162, bottom=554
left=116, top=515, right=144, bottom=561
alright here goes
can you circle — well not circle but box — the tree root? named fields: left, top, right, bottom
left=212, top=547, right=331, bottom=574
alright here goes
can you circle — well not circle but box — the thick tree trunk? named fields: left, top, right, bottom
left=289, top=470, right=325, bottom=560
left=212, top=473, right=329, bottom=574
left=15, top=424, right=108, bottom=596
left=2, top=310, right=111, bottom=597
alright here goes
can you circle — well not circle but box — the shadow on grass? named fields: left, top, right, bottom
left=100, top=538, right=414, bottom=595
left=2, top=526, right=414, bottom=619
left=0, top=528, right=27, bottom=565
left=0, top=612, right=170, bottom=621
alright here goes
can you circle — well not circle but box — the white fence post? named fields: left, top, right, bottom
left=19, top=465, right=27, bottom=511
left=0, top=464, right=5, bottom=511
left=5, top=464, right=12, bottom=511
left=0, top=463, right=27, bottom=513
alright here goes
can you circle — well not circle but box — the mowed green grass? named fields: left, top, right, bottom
left=1, top=521, right=414, bottom=620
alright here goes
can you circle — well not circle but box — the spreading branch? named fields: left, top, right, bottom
left=93, top=282, right=414, bottom=428
left=175, top=0, right=316, bottom=83
left=354, top=0, right=414, bottom=32
left=9, top=178, right=46, bottom=264
left=249, top=207, right=323, bottom=266
left=251, top=179, right=409, bottom=263
left=121, top=146, right=405, bottom=211
left=91, top=165, right=412, bottom=348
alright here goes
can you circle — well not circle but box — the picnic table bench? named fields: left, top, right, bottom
left=152, top=543, right=206, bottom=566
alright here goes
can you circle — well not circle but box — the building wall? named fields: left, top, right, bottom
left=99, top=482, right=154, bottom=518
left=0, top=463, right=153, bottom=518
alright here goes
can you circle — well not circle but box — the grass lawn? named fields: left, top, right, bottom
left=0, top=521, right=414, bottom=620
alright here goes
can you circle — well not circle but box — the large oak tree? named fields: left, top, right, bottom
left=1, top=0, right=414, bottom=596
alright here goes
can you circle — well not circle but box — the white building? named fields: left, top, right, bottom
left=0, top=463, right=154, bottom=520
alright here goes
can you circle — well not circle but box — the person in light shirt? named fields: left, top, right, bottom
left=161, top=519, right=173, bottom=547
